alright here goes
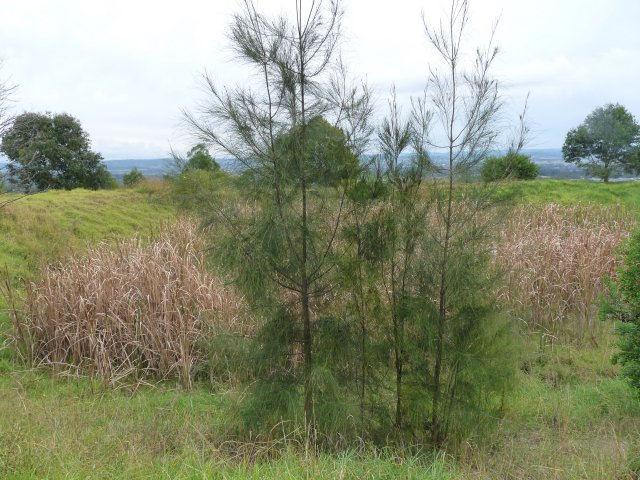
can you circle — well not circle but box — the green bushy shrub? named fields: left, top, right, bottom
left=481, top=153, right=539, bottom=182
left=601, top=228, right=640, bottom=391
left=123, top=167, right=144, bottom=187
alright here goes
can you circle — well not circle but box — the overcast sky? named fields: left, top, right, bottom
left=1, top=0, right=638, bottom=159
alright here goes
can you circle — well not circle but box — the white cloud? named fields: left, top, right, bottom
left=1, top=0, right=638, bottom=156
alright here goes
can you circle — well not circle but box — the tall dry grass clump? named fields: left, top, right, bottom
left=13, top=219, right=242, bottom=388
left=496, top=204, right=632, bottom=340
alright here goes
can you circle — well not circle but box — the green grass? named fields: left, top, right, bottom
left=0, top=371, right=453, bottom=479
left=2, top=333, right=638, bottom=479
left=1, top=179, right=640, bottom=478
left=0, top=187, right=175, bottom=283
left=495, top=179, right=640, bottom=212
left=462, top=329, right=640, bottom=478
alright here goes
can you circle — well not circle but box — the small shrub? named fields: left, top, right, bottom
left=123, top=167, right=144, bottom=187
left=481, top=153, right=539, bottom=182
left=602, top=228, right=640, bottom=391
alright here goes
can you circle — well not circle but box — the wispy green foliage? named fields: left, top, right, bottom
left=602, top=228, right=640, bottom=391
left=184, top=0, right=374, bottom=438
left=417, top=0, right=516, bottom=446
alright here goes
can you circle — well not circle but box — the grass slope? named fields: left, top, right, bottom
left=0, top=187, right=175, bottom=283
left=496, top=179, right=640, bottom=212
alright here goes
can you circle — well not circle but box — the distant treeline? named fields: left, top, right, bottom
left=99, top=149, right=636, bottom=181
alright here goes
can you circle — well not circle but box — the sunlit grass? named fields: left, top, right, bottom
left=0, top=188, right=175, bottom=283
left=493, top=179, right=640, bottom=213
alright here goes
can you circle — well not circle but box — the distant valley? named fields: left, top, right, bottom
left=104, top=149, right=637, bottom=182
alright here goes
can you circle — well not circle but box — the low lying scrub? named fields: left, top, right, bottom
left=496, top=204, right=632, bottom=340
left=11, top=219, right=242, bottom=388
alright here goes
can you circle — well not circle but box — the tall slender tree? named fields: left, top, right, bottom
left=375, top=88, right=433, bottom=431
left=418, top=0, right=515, bottom=446
left=184, top=0, right=372, bottom=437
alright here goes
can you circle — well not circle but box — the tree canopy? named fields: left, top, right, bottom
left=0, top=112, right=114, bottom=191
left=183, top=143, right=220, bottom=172
left=275, top=116, right=359, bottom=186
left=562, top=104, right=640, bottom=182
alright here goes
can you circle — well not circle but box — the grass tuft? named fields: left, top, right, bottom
left=496, top=203, right=633, bottom=341
left=11, top=219, right=242, bottom=388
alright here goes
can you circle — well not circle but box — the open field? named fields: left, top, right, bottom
left=0, top=179, right=639, bottom=479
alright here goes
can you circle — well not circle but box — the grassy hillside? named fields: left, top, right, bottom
left=496, top=179, right=640, bottom=211
left=0, top=180, right=639, bottom=479
left=0, top=186, right=175, bottom=282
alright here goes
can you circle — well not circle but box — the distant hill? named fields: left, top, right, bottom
left=103, top=157, right=237, bottom=181
left=104, top=158, right=173, bottom=180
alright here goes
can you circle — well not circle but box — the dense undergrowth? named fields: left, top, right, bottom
left=1, top=179, right=640, bottom=478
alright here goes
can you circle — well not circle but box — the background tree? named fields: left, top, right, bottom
left=183, top=143, right=220, bottom=172
left=184, top=0, right=372, bottom=438
left=123, top=167, right=144, bottom=187
left=563, top=104, right=640, bottom=182
left=276, top=116, right=359, bottom=186
left=1, top=112, right=115, bottom=191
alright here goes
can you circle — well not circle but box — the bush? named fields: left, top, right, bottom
left=481, top=153, right=539, bottom=182
left=123, top=167, right=144, bottom=187
left=602, top=228, right=640, bottom=391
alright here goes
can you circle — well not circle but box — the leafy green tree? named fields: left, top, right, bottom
left=562, top=104, right=640, bottom=182
left=184, top=0, right=372, bottom=438
left=277, top=116, right=359, bottom=186
left=183, top=143, right=220, bottom=172
left=601, top=229, right=640, bottom=391
left=481, top=152, right=539, bottom=182
left=123, top=167, right=144, bottom=187
left=0, top=112, right=114, bottom=191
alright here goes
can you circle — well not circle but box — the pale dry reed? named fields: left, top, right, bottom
left=496, top=204, right=632, bottom=340
left=14, top=219, right=242, bottom=388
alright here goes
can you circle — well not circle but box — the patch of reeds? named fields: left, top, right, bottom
left=11, top=219, right=242, bottom=388
left=496, top=204, right=632, bottom=341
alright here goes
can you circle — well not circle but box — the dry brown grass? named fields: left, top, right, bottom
left=11, top=218, right=243, bottom=388
left=496, top=204, right=633, bottom=341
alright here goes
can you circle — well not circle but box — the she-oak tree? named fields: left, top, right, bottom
left=184, top=0, right=373, bottom=435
